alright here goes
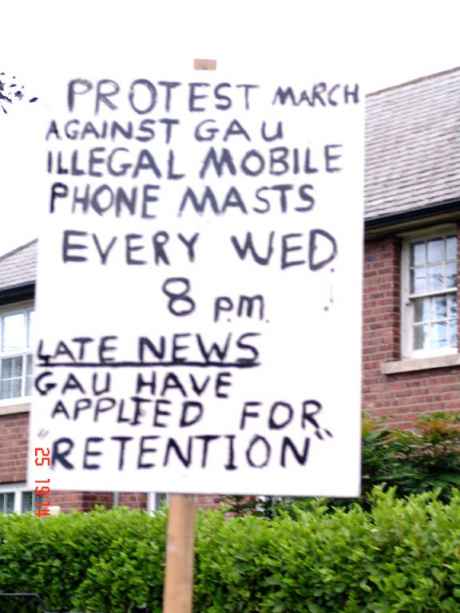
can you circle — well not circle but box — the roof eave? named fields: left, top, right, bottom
left=0, top=282, right=35, bottom=307
left=365, top=199, right=460, bottom=238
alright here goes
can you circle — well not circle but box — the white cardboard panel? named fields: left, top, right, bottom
left=28, top=73, right=363, bottom=496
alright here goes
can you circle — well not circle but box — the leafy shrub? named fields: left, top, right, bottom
left=1, top=490, right=460, bottom=612
left=195, top=490, right=460, bottom=612
left=220, top=412, right=460, bottom=517
left=361, top=412, right=460, bottom=503
left=0, top=506, right=167, bottom=612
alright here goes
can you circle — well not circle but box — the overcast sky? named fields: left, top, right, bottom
left=1, top=0, right=460, bottom=257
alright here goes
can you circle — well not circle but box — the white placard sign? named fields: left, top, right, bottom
left=29, top=73, right=363, bottom=496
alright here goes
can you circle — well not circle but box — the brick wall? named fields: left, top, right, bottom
left=363, top=225, right=460, bottom=428
left=82, top=492, right=114, bottom=511
left=49, top=491, right=85, bottom=512
left=118, top=492, right=147, bottom=509
left=0, top=412, right=28, bottom=482
left=195, top=495, right=221, bottom=509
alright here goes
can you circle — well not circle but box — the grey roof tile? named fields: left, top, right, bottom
left=366, top=66, right=460, bottom=220
left=0, top=240, right=37, bottom=291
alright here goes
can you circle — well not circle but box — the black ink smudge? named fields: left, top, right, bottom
left=0, top=71, right=38, bottom=114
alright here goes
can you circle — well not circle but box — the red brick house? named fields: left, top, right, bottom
left=1, top=67, right=460, bottom=513
left=364, top=66, right=460, bottom=427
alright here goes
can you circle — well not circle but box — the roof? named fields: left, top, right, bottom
left=0, top=240, right=37, bottom=292
left=366, top=66, right=460, bottom=221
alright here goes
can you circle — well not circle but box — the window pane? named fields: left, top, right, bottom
left=6, top=493, right=15, bottom=514
left=446, top=261, right=457, bottom=288
left=432, top=322, right=448, bottom=348
left=414, top=324, right=428, bottom=350
left=1, top=356, right=23, bottom=379
left=447, top=236, right=457, bottom=261
left=411, top=269, right=427, bottom=293
left=0, top=380, right=11, bottom=400
left=22, top=492, right=33, bottom=513
left=427, top=238, right=445, bottom=264
left=449, top=320, right=458, bottom=347
left=448, top=294, right=457, bottom=318
left=0, top=378, right=22, bottom=400
left=0, top=356, right=23, bottom=400
left=414, top=298, right=431, bottom=323
left=427, top=265, right=444, bottom=291
left=155, top=493, right=167, bottom=508
left=433, top=296, right=447, bottom=320
left=411, top=242, right=426, bottom=266
left=2, top=313, right=27, bottom=353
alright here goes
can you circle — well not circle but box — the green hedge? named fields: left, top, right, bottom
left=0, top=490, right=460, bottom=612
left=221, top=412, right=460, bottom=518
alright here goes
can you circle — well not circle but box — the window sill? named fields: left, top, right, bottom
left=0, top=400, right=31, bottom=415
left=381, top=353, right=460, bottom=375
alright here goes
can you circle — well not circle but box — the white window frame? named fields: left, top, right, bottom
left=401, top=226, right=458, bottom=359
left=146, top=492, right=168, bottom=513
left=0, top=301, right=34, bottom=407
left=0, top=483, right=34, bottom=514
left=111, top=491, right=168, bottom=513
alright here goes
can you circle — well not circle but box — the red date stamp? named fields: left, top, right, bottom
left=34, top=448, right=52, bottom=517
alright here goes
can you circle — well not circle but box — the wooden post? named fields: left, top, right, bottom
left=162, top=495, right=197, bottom=613
left=162, top=57, right=215, bottom=613
left=193, top=58, right=217, bottom=70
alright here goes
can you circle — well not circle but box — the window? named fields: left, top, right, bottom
left=402, top=231, right=458, bottom=358
left=112, top=492, right=167, bottom=512
left=0, top=492, right=15, bottom=514
left=0, top=485, right=34, bottom=514
left=0, top=306, right=34, bottom=402
left=21, top=491, right=34, bottom=513
left=147, top=492, right=168, bottom=512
